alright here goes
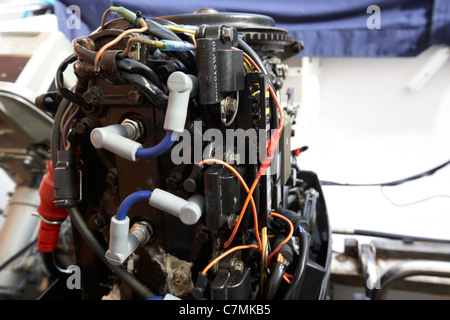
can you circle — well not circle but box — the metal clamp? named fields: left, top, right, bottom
left=31, top=212, right=67, bottom=225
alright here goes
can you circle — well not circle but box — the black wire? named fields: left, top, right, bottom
left=145, top=18, right=182, bottom=41
left=0, top=239, right=37, bottom=272
left=55, top=54, right=90, bottom=110
left=380, top=186, right=450, bottom=207
left=119, top=71, right=168, bottom=110
left=283, top=231, right=310, bottom=300
left=265, top=259, right=288, bottom=300
left=320, top=158, right=450, bottom=187
left=42, top=251, right=72, bottom=277
left=50, top=98, right=72, bottom=168
left=145, top=18, right=197, bottom=73
left=116, top=58, right=164, bottom=90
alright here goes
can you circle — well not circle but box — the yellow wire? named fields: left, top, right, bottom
left=260, top=227, right=268, bottom=292
left=243, top=56, right=253, bottom=73
left=59, top=102, right=75, bottom=133
left=164, top=25, right=196, bottom=34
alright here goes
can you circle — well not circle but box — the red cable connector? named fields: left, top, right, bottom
left=257, top=126, right=283, bottom=178
left=36, top=161, right=68, bottom=252
left=294, top=146, right=309, bottom=157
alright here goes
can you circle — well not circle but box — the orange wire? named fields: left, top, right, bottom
left=283, top=273, right=292, bottom=284
left=269, top=85, right=284, bottom=130
left=267, top=212, right=294, bottom=263
left=201, top=244, right=259, bottom=275
left=197, top=159, right=262, bottom=251
left=277, top=252, right=284, bottom=262
left=224, top=177, right=260, bottom=248
left=277, top=252, right=291, bottom=284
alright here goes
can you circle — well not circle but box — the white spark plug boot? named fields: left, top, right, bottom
left=149, top=188, right=204, bottom=225
left=164, top=71, right=198, bottom=134
left=105, top=217, right=153, bottom=266
left=90, top=122, right=143, bottom=162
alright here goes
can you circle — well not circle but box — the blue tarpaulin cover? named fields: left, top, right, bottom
left=53, top=0, right=449, bottom=57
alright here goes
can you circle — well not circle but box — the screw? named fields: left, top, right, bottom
left=221, top=27, right=234, bottom=42
left=221, top=96, right=238, bottom=114
left=82, top=86, right=103, bottom=104
left=234, top=260, right=244, bottom=272
left=75, top=118, right=94, bottom=135
left=105, top=169, right=117, bottom=185
left=226, top=213, right=239, bottom=229
left=127, top=89, right=141, bottom=104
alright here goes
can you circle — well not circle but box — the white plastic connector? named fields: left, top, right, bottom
left=148, top=188, right=204, bottom=225
left=164, top=71, right=198, bottom=133
left=163, top=293, right=181, bottom=300
left=105, top=217, right=151, bottom=266
left=105, top=216, right=134, bottom=266
left=90, top=124, right=143, bottom=162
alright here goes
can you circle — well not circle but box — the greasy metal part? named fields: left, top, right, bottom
left=303, top=188, right=318, bottom=230
left=0, top=186, right=41, bottom=297
left=211, top=267, right=252, bottom=300
left=220, top=96, right=239, bottom=126
left=331, top=235, right=450, bottom=299
left=31, top=212, right=66, bottom=225
left=359, top=243, right=379, bottom=297
left=0, top=88, right=52, bottom=185
left=372, top=260, right=450, bottom=300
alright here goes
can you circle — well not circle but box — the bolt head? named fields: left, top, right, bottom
left=221, top=27, right=234, bottom=42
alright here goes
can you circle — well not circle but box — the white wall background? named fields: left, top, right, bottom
left=286, top=45, right=450, bottom=241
